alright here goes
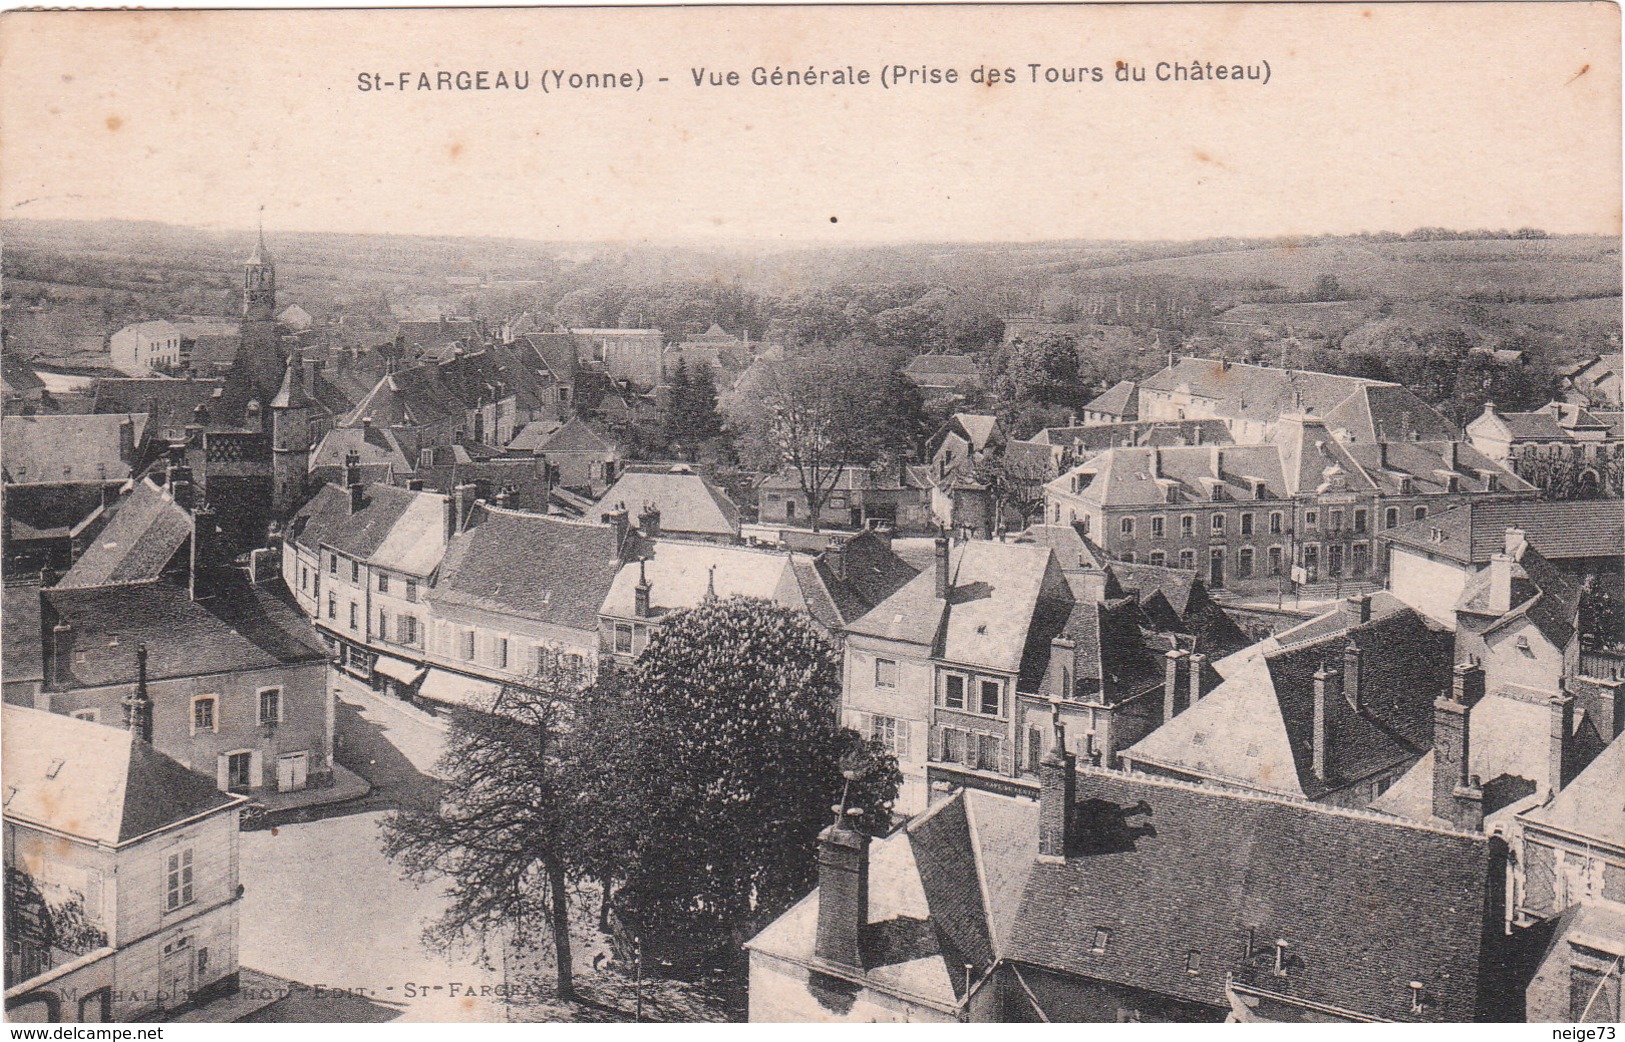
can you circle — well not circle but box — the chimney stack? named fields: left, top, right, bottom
left=934, top=536, right=951, bottom=601
left=345, top=449, right=365, bottom=514
left=634, top=558, right=652, bottom=619
left=1344, top=594, right=1371, bottom=629
left=1050, top=636, right=1077, bottom=701
left=189, top=505, right=218, bottom=601
left=49, top=620, right=73, bottom=691
left=1343, top=640, right=1364, bottom=714
left=1187, top=652, right=1206, bottom=705
left=1433, top=663, right=1486, bottom=831
left=408, top=477, right=425, bottom=492
left=1164, top=648, right=1189, bottom=722
left=123, top=643, right=153, bottom=745
left=1038, top=702, right=1077, bottom=863
left=452, top=483, right=477, bottom=534
left=118, top=416, right=136, bottom=463
left=1312, top=666, right=1338, bottom=783
left=1548, top=688, right=1575, bottom=798
left=813, top=801, right=870, bottom=970
left=602, top=506, right=631, bottom=558
left=825, top=537, right=848, bottom=582
left=638, top=502, right=662, bottom=540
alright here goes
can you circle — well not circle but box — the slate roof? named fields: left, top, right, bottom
left=56, top=479, right=192, bottom=589
left=809, top=530, right=920, bottom=628
left=2, top=352, right=46, bottom=397
left=507, top=420, right=563, bottom=453
left=41, top=578, right=327, bottom=689
left=401, top=458, right=555, bottom=514
left=1323, top=384, right=1459, bottom=443
left=1126, top=600, right=1451, bottom=800
left=286, top=482, right=428, bottom=562
left=310, top=425, right=413, bottom=476
left=532, top=415, right=618, bottom=454
left=1083, top=379, right=1138, bottom=419
left=1520, top=735, right=1625, bottom=850
left=1012, top=523, right=1106, bottom=572
left=1139, top=357, right=1398, bottom=428
left=432, top=504, right=623, bottom=632
left=1385, top=500, right=1625, bottom=565
left=1456, top=537, right=1580, bottom=650
left=593, top=468, right=740, bottom=538
left=2, top=413, right=146, bottom=485
left=91, top=377, right=224, bottom=443
left=900, top=776, right=1490, bottom=1022
left=2, top=706, right=242, bottom=846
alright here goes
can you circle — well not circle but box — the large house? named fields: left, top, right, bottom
left=1043, top=412, right=1533, bottom=596
left=756, top=463, right=932, bottom=532
left=570, top=328, right=664, bottom=389
left=3, top=707, right=246, bottom=1021
left=592, top=465, right=741, bottom=544
left=901, top=354, right=984, bottom=398
left=2, top=413, right=148, bottom=579
left=747, top=759, right=1505, bottom=1022
left=109, top=320, right=183, bottom=377
left=1466, top=401, right=1623, bottom=499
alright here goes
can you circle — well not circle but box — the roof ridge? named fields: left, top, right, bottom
left=961, top=790, right=1004, bottom=960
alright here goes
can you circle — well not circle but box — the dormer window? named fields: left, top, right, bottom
left=1091, top=927, right=1112, bottom=953
left=1273, top=939, right=1290, bottom=976
left=1185, top=950, right=1202, bottom=975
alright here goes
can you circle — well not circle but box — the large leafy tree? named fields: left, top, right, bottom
left=733, top=339, right=925, bottom=531
left=584, top=598, right=900, bottom=952
left=380, top=655, right=594, bottom=1001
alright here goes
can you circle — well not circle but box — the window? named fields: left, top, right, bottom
left=979, top=679, right=1002, bottom=717
left=1186, top=950, right=1202, bottom=975
left=1212, top=513, right=1226, bottom=534
left=975, top=732, right=1001, bottom=771
left=1179, top=549, right=1196, bottom=570
left=301, top=567, right=308, bottom=592
left=1238, top=547, right=1254, bottom=579
left=462, top=629, right=478, bottom=660
left=943, top=673, right=966, bottom=710
left=1080, top=514, right=1090, bottom=535
left=1303, top=544, right=1320, bottom=581
left=165, top=848, right=194, bottom=911
left=349, top=602, right=358, bottom=631
left=1305, top=510, right=1318, bottom=527
left=1028, top=727, right=1042, bottom=772
left=1352, top=543, right=1369, bottom=576
left=1240, top=512, right=1253, bottom=536
left=497, top=638, right=509, bottom=669
left=1091, top=927, right=1112, bottom=953
left=351, top=561, right=360, bottom=584
left=192, top=696, right=217, bottom=734
left=1385, top=507, right=1399, bottom=529
left=329, top=553, right=338, bottom=576
left=1149, top=551, right=1166, bottom=566
left=326, top=594, right=336, bottom=620
left=1122, top=552, right=1136, bottom=564
left=875, top=658, right=897, bottom=688
left=399, top=615, right=418, bottom=645
left=1151, top=515, right=1165, bottom=538
left=868, top=714, right=907, bottom=757
left=1328, top=544, right=1344, bottom=576
left=405, top=579, right=419, bottom=603
left=1120, top=517, right=1134, bottom=537
left=1353, top=508, right=1367, bottom=533
left=258, top=688, right=281, bottom=725
left=378, top=609, right=389, bottom=637
left=1269, top=511, right=1283, bottom=535
left=1330, top=509, right=1343, bottom=532
left=1414, top=505, right=1428, bottom=521
left=378, top=573, right=390, bottom=594
left=1180, top=515, right=1194, bottom=537
left=1269, top=546, right=1283, bottom=576
left=614, top=623, right=633, bottom=655
left=1209, top=548, right=1225, bottom=587
left=941, top=727, right=965, bottom=764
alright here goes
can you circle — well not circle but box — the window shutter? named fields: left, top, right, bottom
left=898, top=719, right=910, bottom=760
left=216, top=755, right=230, bottom=791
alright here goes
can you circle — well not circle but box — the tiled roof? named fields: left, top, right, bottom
left=907, top=778, right=1490, bottom=1022
left=1520, top=735, right=1625, bottom=849
left=1083, top=380, right=1138, bottom=419
left=507, top=419, right=563, bottom=453
left=91, top=378, right=223, bottom=442
left=1139, top=357, right=1393, bottom=426
left=1323, top=384, right=1458, bottom=444
left=287, top=482, right=424, bottom=562
left=1457, top=538, right=1580, bottom=649
left=1385, top=499, right=1625, bottom=565
left=1033, top=419, right=1231, bottom=452
left=369, top=488, right=451, bottom=576
left=310, top=425, right=413, bottom=475
left=1012, top=524, right=1105, bottom=572
left=593, top=468, right=740, bottom=538
left=57, top=479, right=192, bottom=588
left=3, top=582, right=44, bottom=684
left=2, top=706, right=241, bottom=845
left=532, top=415, right=618, bottom=454
left=42, top=578, right=327, bottom=689
left=809, top=530, right=919, bottom=627
left=3, top=413, right=146, bottom=485
left=432, top=505, right=622, bottom=632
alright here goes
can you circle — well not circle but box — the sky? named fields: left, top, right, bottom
left=0, top=3, right=1619, bottom=245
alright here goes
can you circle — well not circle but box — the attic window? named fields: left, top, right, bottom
left=45, top=758, right=65, bottom=779
left=1430, top=527, right=1443, bottom=543
left=1185, top=950, right=1202, bottom=975
left=1091, top=927, right=1112, bottom=953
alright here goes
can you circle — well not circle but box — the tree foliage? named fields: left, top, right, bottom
left=582, top=598, right=900, bottom=951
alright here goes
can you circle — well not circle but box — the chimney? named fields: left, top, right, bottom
left=1433, top=664, right=1486, bottom=831
left=1150, top=447, right=1162, bottom=479
left=934, top=536, right=951, bottom=600
left=1487, top=552, right=1517, bottom=616
left=1343, top=640, right=1364, bottom=714
left=408, top=477, right=425, bottom=492
left=1444, top=441, right=1459, bottom=471
left=169, top=460, right=195, bottom=512
left=1312, top=666, right=1339, bottom=783
left=244, top=399, right=262, bottom=434
left=493, top=487, right=511, bottom=510
left=638, top=502, right=662, bottom=540
left=452, top=483, right=477, bottom=534
left=118, top=416, right=136, bottom=463
left=825, top=537, right=848, bottom=582
left=1187, top=652, right=1206, bottom=705
left=49, top=621, right=73, bottom=691
left=1548, top=689, right=1575, bottom=798
left=302, top=356, right=319, bottom=395
left=1343, top=593, right=1371, bottom=629
left=602, top=506, right=631, bottom=557
left=634, top=558, right=652, bottom=619
left=1050, top=636, right=1077, bottom=701
left=813, top=801, right=870, bottom=969
left=1164, top=648, right=1189, bottom=722
left=1038, top=703, right=1077, bottom=863
left=123, top=643, right=153, bottom=745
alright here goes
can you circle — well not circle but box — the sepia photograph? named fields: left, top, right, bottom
left=0, top=1, right=1620, bottom=1027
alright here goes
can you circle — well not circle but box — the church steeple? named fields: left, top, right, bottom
left=243, top=207, right=276, bottom=322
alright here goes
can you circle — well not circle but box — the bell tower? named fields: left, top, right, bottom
left=243, top=207, right=277, bottom=323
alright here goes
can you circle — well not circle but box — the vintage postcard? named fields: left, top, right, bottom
left=0, top=1, right=1620, bottom=1027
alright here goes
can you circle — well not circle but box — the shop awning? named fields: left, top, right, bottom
left=373, top=655, right=425, bottom=686
left=418, top=669, right=503, bottom=708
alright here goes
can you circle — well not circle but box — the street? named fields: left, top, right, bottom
left=239, top=678, right=509, bottom=1023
